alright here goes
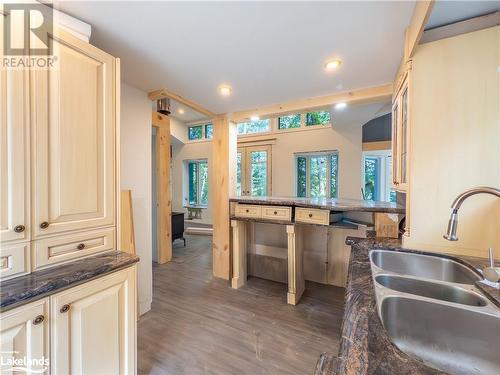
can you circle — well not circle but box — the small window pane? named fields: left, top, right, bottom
left=310, top=156, right=327, bottom=198
left=297, top=156, right=307, bottom=197
left=250, top=151, right=267, bottom=196
left=364, top=157, right=379, bottom=200
left=236, top=152, right=242, bottom=196
left=199, top=161, right=209, bottom=205
left=204, top=124, right=213, bottom=139
left=278, top=114, right=301, bottom=129
left=188, top=126, right=202, bottom=140
left=237, top=119, right=270, bottom=135
left=306, top=111, right=331, bottom=126
left=330, top=154, right=339, bottom=198
left=188, top=162, right=198, bottom=204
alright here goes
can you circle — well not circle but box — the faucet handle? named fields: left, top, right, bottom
left=488, top=248, right=494, bottom=267
left=484, top=248, right=499, bottom=282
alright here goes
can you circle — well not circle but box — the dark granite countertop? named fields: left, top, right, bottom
left=0, top=251, right=139, bottom=312
left=230, top=196, right=405, bottom=214
left=323, top=237, right=500, bottom=375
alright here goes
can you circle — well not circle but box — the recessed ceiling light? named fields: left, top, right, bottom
left=250, top=115, right=260, bottom=121
left=178, top=108, right=185, bottom=114
left=325, top=59, right=342, bottom=71
left=218, top=84, right=232, bottom=96
left=336, top=84, right=344, bottom=90
left=335, top=102, right=347, bottom=110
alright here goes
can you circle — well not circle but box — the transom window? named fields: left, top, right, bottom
left=185, top=159, right=208, bottom=207
left=237, top=119, right=271, bottom=135
left=188, top=123, right=213, bottom=140
left=278, top=114, right=301, bottom=129
left=296, top=151, right=339, bottom=198
left=305, top=111, right=331, bottom=126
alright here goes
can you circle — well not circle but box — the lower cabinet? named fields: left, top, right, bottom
left=0, top=298, right=49, bottom=374
left=0, top=266, right=136, bottom=375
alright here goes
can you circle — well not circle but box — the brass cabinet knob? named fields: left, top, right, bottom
left=77, top=243, right=86, bottom=250
left=40, top=221, right=49, bottom=229
left=274, top=211, right=278, bottom=215
left=32, top=315, right=45, bottom=325
left=246, top=209, right=249, bottom=213
left=14, top=225, right=25, bottom=233
left=309, top=213, right=313, bottom=218
left=60, top=304, right=70, bottom=313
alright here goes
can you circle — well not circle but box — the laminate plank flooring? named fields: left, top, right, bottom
left=138, top=235, right=345, bottom=375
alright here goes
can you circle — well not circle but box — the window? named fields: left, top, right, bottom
left=278, top=114, right=301, bottom=129
left=305, top=110, right=331, bottom=126
left=205, top=123, right=213, bottom=139
left=237, top=146, right=271, bottom=197
left=362, top=151, right=396, bottom=202
left=237, top=119, right=270, bottom=135
left=186, top=160, right=208, bottom=206
left=188, top=125, right=202, bottom=140
left=296, top=151, right=339, bottom=198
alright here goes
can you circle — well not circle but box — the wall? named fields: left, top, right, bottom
left=404, top=26, right=500, bottom=257
left=362, top=113, right=392, bottom=142
left=120, top=83, right=153, bottom=315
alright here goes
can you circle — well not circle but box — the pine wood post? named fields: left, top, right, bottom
left=212, top=116, right=237, bottom=280
left=287, top=224, right=305, bottom=305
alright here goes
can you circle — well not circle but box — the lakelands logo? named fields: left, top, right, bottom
left=1, top=351, right=49, bottom=374
left=2, top=3, right=57, bottom=69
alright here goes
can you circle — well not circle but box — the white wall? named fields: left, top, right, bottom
left=120, top=82, right=153, bottom=315
left=404, top=26, right=500, bottom=257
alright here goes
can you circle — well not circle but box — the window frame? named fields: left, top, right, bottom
left=294, top=150, right=339, bottom=198
left=184, top=159, right=209, bottom=207
left=187, top=122, right=213, bottom=142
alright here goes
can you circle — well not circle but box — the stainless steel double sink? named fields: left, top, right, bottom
left=370, top=249, right=500, bottom=375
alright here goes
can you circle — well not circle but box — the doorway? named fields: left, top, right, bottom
left=237, top=145, right=272, bottom=196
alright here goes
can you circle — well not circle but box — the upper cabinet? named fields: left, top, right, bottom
left=31, top=30, right=116, bottom=238
left=392, top=63, right=411, bottom=192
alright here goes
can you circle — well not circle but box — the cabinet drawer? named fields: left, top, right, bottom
left=234, top=204, right=262, bottom=219
left=295, top=208, right=331, bottom=226
left=0, top=242, right=30, bottom=280
left=33, top=227, right=115, bottom=270
left=261, top=206, right=292, bottom=221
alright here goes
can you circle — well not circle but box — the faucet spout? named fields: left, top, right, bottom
left=443, top=187, right=500, bottom=241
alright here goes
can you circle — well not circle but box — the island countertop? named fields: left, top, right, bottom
left=230, top=196, right=405, bottom=214
left=0, top=251, right=139, bottom=312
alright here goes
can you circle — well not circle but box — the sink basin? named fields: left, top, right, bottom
left=371, top=250, right=481, bottom=284
left=375, top=275, right=487, bottom=306
left=380, top=296, right=500, bottom=375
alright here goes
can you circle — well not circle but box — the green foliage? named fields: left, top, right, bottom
left=250, top=151, right=267, bottom=196
left=237, top=119, right=270, bottom=135
left=330, top=154, right=338, bottom=198
left=364, top=157, right=378, bottom=200
left=205, top=124, right=213, bottom=139
left=199, top=161, right=208, bottom=205
left=188, top=126, right=202, bottom=140
left=297, top=157, right=307, bottom=197
left=310, top=156, right=327, bottom=197
left=236, top=152, right=242, bottom=195
left=296, top=152, right=338, bottom=198
left=306, top=111, right=331, bottom=126
left=188, top=160, right=208, bottom=206
left=278, top=114, right=301, bottom=129
left=188, top=162, right=198, bottom=204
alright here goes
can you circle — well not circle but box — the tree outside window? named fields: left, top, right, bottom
left=305, top=111, right=331, bottom=126
left=237, top=119, right=270, bottom=135
left=278, top=114, right=301, bottom=129
left=187, top=160, right=208, bottom=206
left=296, top=151, right=339, bottom=198
left=188, top=126, right=203, bottom=140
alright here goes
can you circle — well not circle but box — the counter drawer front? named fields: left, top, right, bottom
left=33, top=227, right=115, bottom=270
left=295, top=208, right=330, bottom=225
left=0, top=242, right=30, bottom=280
left=234, top=204, right=262, bottom=219
left=261, top=206, right=292, bottom=221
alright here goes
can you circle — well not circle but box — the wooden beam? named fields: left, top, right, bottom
left=362, top=141, right=392, bottom=151
left=212, top=115, right=238, bottom=280
left=152, top=111, right=172, bottom=263
left=405, top=0, right=435, bottom=59
left=148, top=88, right=217, bottom=119
left=230, top=84, right=393, bottom=123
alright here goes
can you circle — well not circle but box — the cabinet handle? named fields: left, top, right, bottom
left=39, top=221, right=49, bottom=229
left=274, top=211, right=278, bottom=215
left=77, top=243, right=86, bottom=250
left=246, top=209, right=249, bottom=213
left=309, top=213, right=313, bottom=218
left=32, top=315, right=45, bottom=325
left=14, top=225, right=25, bottom=233
left=60, top=304, right=70, bottom=313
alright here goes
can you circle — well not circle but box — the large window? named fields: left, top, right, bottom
left=296, top=151, right=339, bottom=198
left=186, top=159, right=208, bottom=206
left=305, top=110, right=331, bottom=126
left=362, top=151, right=396, bottom=202
left=237, top=119, right=271, bottom=135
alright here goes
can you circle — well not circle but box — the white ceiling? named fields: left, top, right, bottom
left=331, top=100, right=390, bottom=128
left=53, top=1, right=415, bottom=114
left=426, top=1, right=500, bottom=30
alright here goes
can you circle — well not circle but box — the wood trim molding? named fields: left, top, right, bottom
left=405, top=0, right=435, bottom=59
left=148, top=88, right=217, bottom=119
left=421, top=11, right=500, bottom=44
left=230, top=84, right=393, bottom=123
left=362, top=141, right=392, bottom=151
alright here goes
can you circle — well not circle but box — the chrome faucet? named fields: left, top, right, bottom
left=443, top=186, right=500, bottom=241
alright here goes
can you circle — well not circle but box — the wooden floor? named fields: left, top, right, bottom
left=137, top=235, right=345, bottom=375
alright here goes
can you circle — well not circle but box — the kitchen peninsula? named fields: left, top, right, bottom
left=229, top=196, right=405, bottom=305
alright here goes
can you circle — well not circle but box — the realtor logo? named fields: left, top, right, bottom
left=2, top=3, right=56, bottom=69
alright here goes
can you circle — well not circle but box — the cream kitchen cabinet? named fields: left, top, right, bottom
left=31, top=27, right=117, bottom=238
left=50, top=266, right=136, bottom=375
left=0, top=299, right=50, bottom=374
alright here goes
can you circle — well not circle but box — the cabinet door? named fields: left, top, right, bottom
left=0, top=299, right=49, bottom=374
left=31, top=27, right=116, bottom=238
left=0, top=13, right=30, bottom=243
left=51, top=266, right=136, bottom=375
